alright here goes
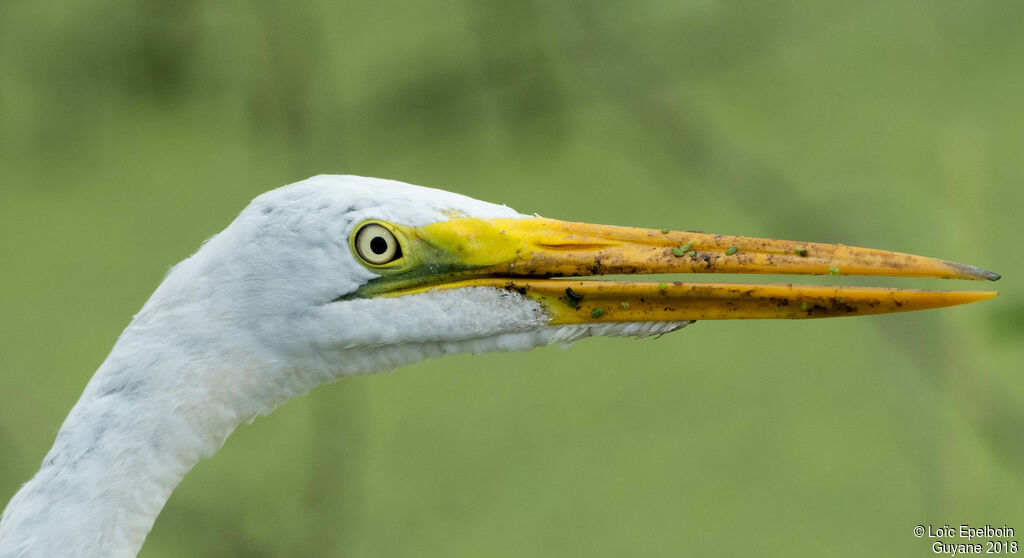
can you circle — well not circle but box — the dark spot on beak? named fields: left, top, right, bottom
left=504, top=282, right=528, bottom=296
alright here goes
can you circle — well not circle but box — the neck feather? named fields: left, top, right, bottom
left=0, top=327, right=269, bottom=558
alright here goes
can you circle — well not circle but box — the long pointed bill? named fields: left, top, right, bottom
left=366, top=217, right=999, bottom=322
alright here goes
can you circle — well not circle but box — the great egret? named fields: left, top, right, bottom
left=0, top=175, right=999, bottom=557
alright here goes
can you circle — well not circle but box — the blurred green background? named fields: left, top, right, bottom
left=1, top=1, right=1022, bottom=556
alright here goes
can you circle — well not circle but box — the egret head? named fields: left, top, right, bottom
left=131, top=174, right=996, bottom=390
left=149, top=175, right=682, bottom=385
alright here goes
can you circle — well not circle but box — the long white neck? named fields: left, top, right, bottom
left=0, top=328, right=259, bottom=558
left=0, top=241, right=314, bottom=557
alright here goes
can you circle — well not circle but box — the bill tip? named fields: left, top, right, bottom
left=974, top=268, right=1001, bottom=281
left=950, top=262, right=1001, bottom=281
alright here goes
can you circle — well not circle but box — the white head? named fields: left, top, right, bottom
left=129, top=175, right=687, bottom=414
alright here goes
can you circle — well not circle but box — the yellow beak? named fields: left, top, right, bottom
left=371, top=217, right=999, bottom=323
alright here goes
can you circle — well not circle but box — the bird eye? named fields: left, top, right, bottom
left=354, top=223, right=402, bottom=265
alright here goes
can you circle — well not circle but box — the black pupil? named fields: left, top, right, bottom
left=370, top=236, right=389, bottom=255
